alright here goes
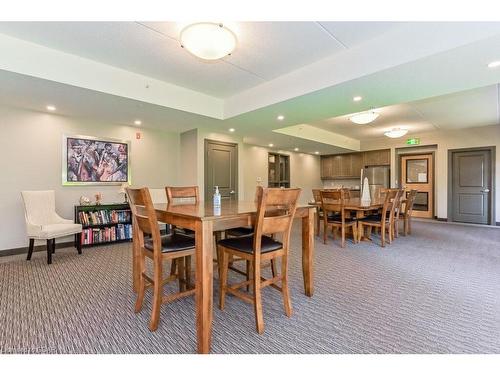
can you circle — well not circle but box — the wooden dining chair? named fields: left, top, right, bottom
left=217, top=186, right=301, bottom=334
left=165, top=186, right=199, bottom=237
left=127, top=187, right=196, bottom=331
left=358, top=189, right=401, bottom=247
left=320, top=190, right=358, bottom=247
left=312, top=189, right=324, bottom=237
left=399, top=189, right=418, bottom=236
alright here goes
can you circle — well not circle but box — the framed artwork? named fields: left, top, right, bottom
left=62, top=135, right=131, bottom=185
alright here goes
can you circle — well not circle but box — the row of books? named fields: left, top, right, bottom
left=80, top=224, right=133, bottom=245
left=78, top=210, right=131, bottom=226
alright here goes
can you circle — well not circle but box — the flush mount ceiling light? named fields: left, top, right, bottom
left=228, top=128, right=235, bottom=132
left=46, top=105, right=56, bottom=111
left=384, top=128, right=408, bottom=138
left=294, top=147, right=299, bottom=151
left=134, top=120, right=142, bottom=126
left=353, top=96, right=363, bottom=102
left=268, top=143, right=274, bottom=147
left=349, top=110, right=380, bottom=125
left=314, top=151, right=320, bottom=155
left=180, top=23, right=236, bottom=60
left=487, top=60, right=500, bottom=68
left=277, top=115, right=285, bottom=121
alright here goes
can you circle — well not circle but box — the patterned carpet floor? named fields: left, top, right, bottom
left=0, top=220, right=499, bottom=354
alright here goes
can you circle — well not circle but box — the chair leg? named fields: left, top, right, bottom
left=394, top=219, right=399, bottom=238
left=149, top=259, right=163, bottom=331
left=52, top=238, right=56, bottom=254
left=253, top=261, right=264, bottom=334
left=134, top=253, right=146, bottom=313
left=246, top=260, right=252, bottom=292
left=403, top=217, right=408, bottom=236
left=381, top=225, right=386, bottom=247
left=46, top=239, right=52, bottom=264
left=27, top=238, right=34, bottom=261
left=169, top=259, right=176, bottom=278
left=76, top=233, right=82, bottom=254
left=270, top=259, right=277, bottom=278
left=323, top=222, right=328, bottom=244
left=216, top=242, right=223, bottom=279
left=408, top=218, right=412, bottom=235
left=177, top=257, right=185, bottom=292
left=281, top=255, right=292, bottom=317
left=219, top=248, right=229, bottom=310
left=341, top=225, right=346, bottom=248
left=185, top=255, right=192, bottom=290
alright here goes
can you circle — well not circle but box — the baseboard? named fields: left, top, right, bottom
left=0, top=241, right=75, bottom=258
left=435, top=217, right=448, bottom=222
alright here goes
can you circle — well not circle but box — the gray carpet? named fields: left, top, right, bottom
left=1, top=220, right=499, bottom=354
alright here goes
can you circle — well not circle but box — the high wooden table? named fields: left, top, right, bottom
left=131, top=201, right=316, bottom=354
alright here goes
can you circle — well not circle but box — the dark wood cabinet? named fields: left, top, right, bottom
left=320, top=149, right=390, bottom=179
left=268, top=152, right=290, bottom=188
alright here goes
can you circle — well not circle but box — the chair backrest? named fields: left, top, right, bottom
left=319, top=190, right=346, bottom=218
left=21, top=190, right=58, bottom=225
left=312, top=189, right=321, bottom=203
left=340, top=188, right=351, bottom=199
left=404, top=189, right=418, bottom=217
left=149, top=188, right=168, bottom=204
left=380, top=189, right=401, bottom=222
left=165, top=186, right=199, bottom=203
left=126, top=187, right=162, bottom=257
left=253, top=187, right=301, bottom=256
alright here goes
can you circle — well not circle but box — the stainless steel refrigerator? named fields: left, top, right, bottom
left=363, top=165, right=390, bottom=198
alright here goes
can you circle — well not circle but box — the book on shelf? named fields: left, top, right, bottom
left=80, top=224, right=133, bottom=245
left=78, top=209, right=131, bottom=226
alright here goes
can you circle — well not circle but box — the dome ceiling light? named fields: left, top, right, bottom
left=349, top=110, right=380, bottom=125
left=384, top=128, right=409, bottom=138
left=180, top=22, right=237, bottom=61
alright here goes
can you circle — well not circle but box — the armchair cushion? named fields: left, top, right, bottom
left=29, top=223, right=83, bottom=240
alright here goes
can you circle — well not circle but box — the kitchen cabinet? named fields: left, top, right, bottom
left=320, top=149, right=390, bottom=179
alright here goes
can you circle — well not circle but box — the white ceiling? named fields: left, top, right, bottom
left=308, top=85, right=500, bottom=140
left=0, top=21, right=404, bottom=98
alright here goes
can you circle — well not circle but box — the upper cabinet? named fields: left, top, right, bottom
left=320, top=149, right=390, bottom=179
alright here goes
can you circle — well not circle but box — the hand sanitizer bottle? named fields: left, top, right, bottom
left=213, top=186, right=221, bottom=208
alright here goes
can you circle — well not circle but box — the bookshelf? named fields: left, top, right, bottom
left=74, top=203, right=132, bottom=247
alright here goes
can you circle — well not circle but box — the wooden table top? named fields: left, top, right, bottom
left=154, top=200, right=315, bottom=220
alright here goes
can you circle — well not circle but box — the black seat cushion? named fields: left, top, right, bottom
left=326, top=215, right=356, bottom=223
left=144, top=234, right=195, bottom=253
left=361, top=214, right=388, bottom=223
left=226, top=226, right=254, bottom=237
left=218, top=235, right=282, bottom=254
left=174, top=227, right=195, bottom=237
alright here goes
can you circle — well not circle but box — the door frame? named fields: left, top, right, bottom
left=204, top=139, right=239, bottom=202
left=397, top=151, right=436, bottom=218
left=447, top=146, right=496, bottom=225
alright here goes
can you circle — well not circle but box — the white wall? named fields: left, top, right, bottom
left=0, top=105, right=180, bottom=252
left=361, top=124, right=500, bottom=222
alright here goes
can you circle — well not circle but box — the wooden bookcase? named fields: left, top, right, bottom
left=74, top=203, right=132, bottom=247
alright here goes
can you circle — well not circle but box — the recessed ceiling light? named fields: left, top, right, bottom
left=277, top=115, right=285, bottom=121
left=46, top=105, right=56, bottom=111
left=228, top=128, right=235, bottom=132
left=349, top=111, right=380, bottom=125
left=384, top=128, right=408, bottom=138
left=353, top=96, right=362, bottom=102
left=134, top=120, right=142, bottom=126
left=487, top=60, right=500, bottom=68
left=294, top=147, right=299, bottom=152
left=315, top=151, right=320, bottom=155
left=268, top=143, right=274, bottom=147
left=180, top=23, right=236, bottom=60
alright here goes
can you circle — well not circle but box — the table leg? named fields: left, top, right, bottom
left=301, top=207, right=315, bottom=297
left=315, top=207, right=320, bottom=237
left=195, top=220, right=214, bottom=354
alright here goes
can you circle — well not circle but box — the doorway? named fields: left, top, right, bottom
left=204, top=139, right=238, bottom=202
left=449, top=147, right=494, bottom=225
left=400, top=153, right=434, bottom=218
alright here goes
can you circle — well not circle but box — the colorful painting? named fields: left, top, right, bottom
left=63, top=135, right=130, bottom=185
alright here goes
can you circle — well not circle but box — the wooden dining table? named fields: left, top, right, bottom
left=310, top=196, right=407, bottom=239
left=131, top=200, right=316, bottom=354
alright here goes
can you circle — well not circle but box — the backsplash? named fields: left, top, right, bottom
left=322, top=178, right=361, bottom=190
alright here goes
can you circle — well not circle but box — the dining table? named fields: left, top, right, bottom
left=310, top=196, right=407, bottom=240
left=131, top=200, right=316, bottom=354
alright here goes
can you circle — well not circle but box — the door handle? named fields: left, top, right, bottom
left=230, top=190, right=235, bottom=194
left=482, top=188, right=490, bottom=193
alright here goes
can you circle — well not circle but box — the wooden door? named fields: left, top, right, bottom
left=451, top=149, right=491, bottom=224
left=205, top=140, right=238, bottom=201
left=401, top=154, right=434, bottom=218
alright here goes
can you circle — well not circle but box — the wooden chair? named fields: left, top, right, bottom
left=165, top=186, right=199, bottom=237
left=217, top=187, right=301, bottom=334
left=127, top=187, right=196, bottom=331
left=358, top=189, right=401, bottom=247
left=312, top=189, right=324, bottom=237
left=320, top=190, right=358, bottom=247
left=399, top=189, right=418, bottom=236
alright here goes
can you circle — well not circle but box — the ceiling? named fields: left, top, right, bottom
left=308, top=84, right=500, bottom=140
left=0, top=21, right=499, bottom=154
left=0, top=21, right=404, bottom=98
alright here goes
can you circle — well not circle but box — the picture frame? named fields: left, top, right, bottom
left=62, top=134, right=131, bottom=186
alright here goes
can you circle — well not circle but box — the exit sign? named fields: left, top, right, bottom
left=406, top=137, right=420, bottom=145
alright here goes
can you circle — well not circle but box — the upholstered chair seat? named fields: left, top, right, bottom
left=21, top=190, right=82, bottom=264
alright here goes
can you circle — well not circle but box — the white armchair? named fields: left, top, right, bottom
left=21, top=190, right=82, bottom=264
